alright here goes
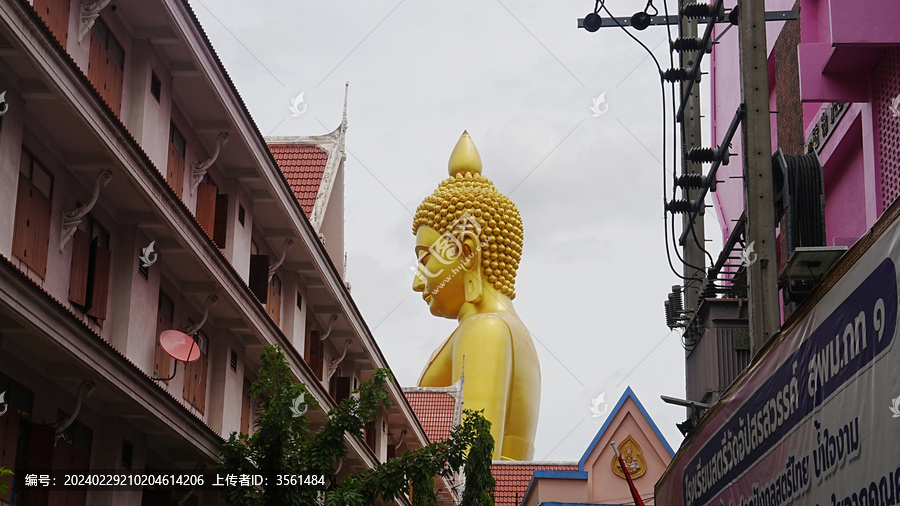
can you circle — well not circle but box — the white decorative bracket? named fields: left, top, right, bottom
left=325, top=339, right=353, bottom=383
left=140, top=240, right=158, bottom=268
left=319, top=314, right=339, bottom=341
left=60, top=170, right=112, bottom=251
left=182, top=295, right=218, bottom=335
left=54, top=381, right=96, bottom=444
left=390, top=429, right=407, bottom=447
left=0, top=91, right=8, bottom=116
left=78, top=0, right=111, bottom=43
left=267, top=238, right=294, bottom=282
left=191, top=132, right=229, bottom=195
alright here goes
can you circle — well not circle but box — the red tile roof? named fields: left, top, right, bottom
left=268, top=144, right=329, bottom=215
left=491, top=463, right=579, bottom=506
left=404, top=391, right=457, bottom=442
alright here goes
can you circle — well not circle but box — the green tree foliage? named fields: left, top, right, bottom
left=459, top=413, right=496, bottom=505
left=0, top=466, right=12, bottom=500
left=219, top=345, right=495, bottom=505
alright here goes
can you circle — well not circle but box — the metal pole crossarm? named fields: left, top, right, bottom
left=678, top=104, right=744, bottom=246
left=575, top=10, right=796, bottom=29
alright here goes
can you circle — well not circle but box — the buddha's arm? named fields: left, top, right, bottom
left=452, top=316, right=512, bottom=460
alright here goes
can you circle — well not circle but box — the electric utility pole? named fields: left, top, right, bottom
left=679, top=1, right=706, bottom=313
left=737, top=0, right=780, bottom=354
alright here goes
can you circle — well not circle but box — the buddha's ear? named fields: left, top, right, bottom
left=461, top=235, right=481, bottom=270
left=461, top=235, right=483, bottom=304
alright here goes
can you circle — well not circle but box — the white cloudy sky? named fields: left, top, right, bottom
left=191, top=0, right=721, bottom=461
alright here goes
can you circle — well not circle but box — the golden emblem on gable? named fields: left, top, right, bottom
left=611, top=435, right=646, bottom=479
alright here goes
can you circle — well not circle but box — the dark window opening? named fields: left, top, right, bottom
left=150, top=72, right=161, bottom=101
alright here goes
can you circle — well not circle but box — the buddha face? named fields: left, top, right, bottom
left=412, top=226, right=474, bottom=319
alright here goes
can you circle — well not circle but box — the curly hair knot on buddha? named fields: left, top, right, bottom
left=413, top=171, right=524, bottom=299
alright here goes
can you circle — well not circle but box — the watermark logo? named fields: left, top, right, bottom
left=0, top=91, right=8, bottom=117
left=140, top=240, right=158, bottom=268
left=740, top=241, right=758, bottom=267
left=413, top=212, right=491, bottom=296
left=890, top=394, right=900, bottom=418
left=0, top=391, right=7, bottom=417
left=590, top=91, right=608, bottom=117
left=589, top=392, right=608, bottom=418
left=288, top=91, right=308, bottom=117
left=890, top=94, right=900, bottom=118
left=290, top=393, right=308, bottom=417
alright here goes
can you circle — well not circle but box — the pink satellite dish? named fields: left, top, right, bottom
left=158, top=330, right=201, bottom=363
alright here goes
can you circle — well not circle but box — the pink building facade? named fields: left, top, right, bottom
left=710, top=0, right=900, bottom=253
left=503, top=388, right=673, bottom=506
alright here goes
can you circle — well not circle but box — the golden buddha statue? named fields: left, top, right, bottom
left=412, top=131, right=540, bottom=460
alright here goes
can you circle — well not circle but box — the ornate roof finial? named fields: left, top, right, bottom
left=341, top=82, right=349, bottom=132
left=448, top=130, right=482, bottom=176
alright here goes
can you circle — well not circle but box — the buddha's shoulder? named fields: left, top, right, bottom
left=459, top=312, right=529, bottom=336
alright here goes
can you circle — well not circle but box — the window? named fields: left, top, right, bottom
left=68, top=215, right=111, bottom=320
left=54, top=412, right=92, bottom=503
left=33, top=0, right=70, bottom=46
left=183, top=332, right=208, bottom=414
left=330, top=375, right=351, bottom=404
left=12, top=149, right=53, bottom=279
left=238, top=204, right=245, bottom=226
left=121, top=440, right=133, bottom=469
left=366, top=420, right=376, bottom=453
left=167, top=124, right=186, bottom=198
left=304, top=325, right=324, bottom=380
left=154, top=292, right=175, bottom=379
left=248, top=253, right=269, bottom=303
left=88, top=18, right=124, bottom=114
left=240, top=379, right=252, bottom=435
left=150, top=72, right=161, bottom=102
left=195, top=174, right=228, bottom=248
left=0, top=374, right=34, bottom=503
left=267, top=274, right=282, bottom=326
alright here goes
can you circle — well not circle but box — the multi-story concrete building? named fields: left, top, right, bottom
left=0, top=0, right=449, bottom=504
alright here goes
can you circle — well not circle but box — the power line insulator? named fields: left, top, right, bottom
left=676, top=173, right=706, bottom=189
left=671, top=37, right=704, bottom=52
left=662, top=68, right=691, bottom=82
left=686, top=147, right=718, bottom=163
left=665, top=285, right=686, bottom=329
left=682, top=2, right=723, bottom=19
left=666, top=199, right=696, bottom=214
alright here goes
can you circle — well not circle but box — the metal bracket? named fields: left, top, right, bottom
left=191, top=132, right=229, bottom=195
left=54, top=381, right=96, bottom=444
left=60, top=170, right=112, bottom=251
left=182, top=295, right=218, bottom=335
left=78, top=0, right=111, bottom=43
left=390, top=429, right=407, bottom=447
left=267, top=238, right=294, bottom=282
left=577, top=9, right=797, bottom=29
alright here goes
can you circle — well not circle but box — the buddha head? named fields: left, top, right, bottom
left=412, top=132, right=524, bottom=318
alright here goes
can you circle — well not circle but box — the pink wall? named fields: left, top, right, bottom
left=711, top=0, right=891, bottom=252
left=522, top=392, right=673, bottom=506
